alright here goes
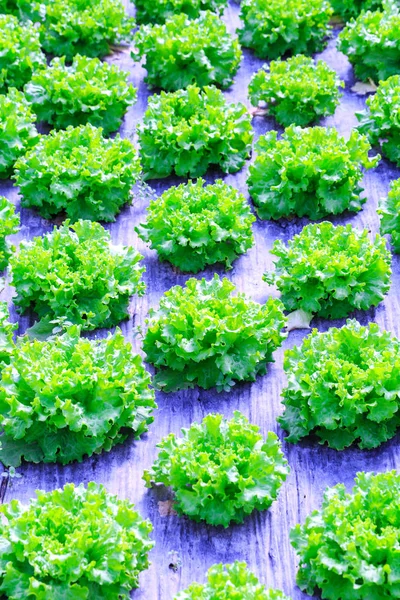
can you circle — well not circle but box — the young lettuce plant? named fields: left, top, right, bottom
left=264, top=222, right=391, bottom=319
left=144, top=412, right=290, bottom=527
left=0, top=324, right=156, bottom=466
left=0, top=89, right=39, bottom=179
left=143, top=274, right=286, bottom=392
left=138, top=85, right=253, bottom=179
left=279, top=320, right=400, bottom=450
left=248, top=56, right=343, bottom=127
left=330, top=0, right=382, bottom=21
left=136, top=178, right=255, bottom=273
left=379, top=178, right=400, bottom=251
left=0, top=482, right=154, bottom=598
left=133, top=11, right=241, bottom=91
left=247, top=126, right=378, bottom=220
left=0, top=15, right=45, bottom=93
left=291, top=471, right=400, bottom=599
left=134, top=0, right=227, bottom=24
left=0, top=302, right=17, bottom=365
left=24, top=55, right=136, bottom=135
left=175, top=562, right=291, bottom=599
left=14, top=124, right=141, bottom=222
left=0, top=197, right=19, bottom=271
left=357, top=74, right=400, bottom=165
left=338, top=2, right=400, bottom=83
left=237, top=0, right=332, bottom=59
left=10, top=219, right=145, bottom=331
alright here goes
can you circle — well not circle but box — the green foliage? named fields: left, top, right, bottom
left=138, top=85, right=253, bottom=179
left=0, top=325, right=156, bottom=466
left=291, top=470, right=400, bottom=599
left=133, top=11, right=241, bottom=91
left=143, top=274, right=286, bottom=392
left=357, top=74, right=400, bottom=165
left=264, top=222, right=391, bottom=319
left=17, top=0, right=135, bottom=60
left=134, top=0, right=227, bottom=25
left=175, top=562, right=291, bottom=599
left=0, top=303, right=17, bottom=365
left=136, top=178, right=255, bottom=273
left=280, top=320, right=400, bottom=450
left=25, top=55, right=136, bottom=135
left=248, top=56, right=343, bottom=127
left=379, top=178, right=400, bottom=252
left=0, top=481, right=153, bottom=598
left=0, top=89, right=39, bottom=179
left=330, top=0, right=383, bottom=21
left=338, top=3, right=400, bottom=83
left=14, top=124, right=141, bottom=222
left=238, top=0, right=332, bottom=59
left=144, top=412, right=290, bottom=527
left=0, top=14, right=45, bottom=93
left=0, top=196, right=19, bottom=271
left=247, top=126, right=378, bottom=220
left=10, top=219, right=145, bottom=331
left=0, top=0, right=18, bottom=14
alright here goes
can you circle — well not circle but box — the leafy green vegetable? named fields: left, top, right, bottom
left=291, top=470, right=400, bottom=599
left=338, top=2, right=400, bottom=83
left=138, top=85, right=253, bottom=179
left=25, top=55, right=136, bottom=135
left=0, top=14, right=45, bottom=93
left=16, top=0, right=135, bottom=61
left=0, top=196, right=19, bottom=272
left=330, top=0, right=383, bottom=21
left=133, top=11, right=241, bottom=91
left=143, top=274, right=286, bottom=392
left=238, top=0, right=332, bottom=59
left=264, top=222, right=391, bottom=319
left=14, top=124, right=141, bottom=222
left=247, top=126, right=378, bottom=220
left=0, top=88, right=39, bottom=179
left=134, top=0, right=227, bottom=25
left=0, top=325, right=156, bottom=466
left=279, top=320, right=400, bottom=450
left=144, top=411, right=290, bottom=527
left=136, top=178, right=255, bottom=273
left=357, top=74, right=400, bottom=165
left=175, top=561, right=291, bottom=599
left=0, top=0, right=18, bottom=14
left=379, top=177, right=400, bottom=252
left=248, top=56, right=343, bottom=127
left=0, top=481, right=153, bottom=598
left=0, top=303, right=17, bottom=365
left=10, top=219, right=145, bottom=331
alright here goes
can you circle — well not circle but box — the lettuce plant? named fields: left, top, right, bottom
left=17, top=0, right=135, bottom=60
left=238, top=0, right=332, bottom=59
left=357, top=74, right=400, bottom=165
left=330, top=0, right=382, bottom=20
left=0, top=196, right=19, bottom=271
left=25, top=55, right=136, bottom=135
left=248, top=56, right=343, bottom=127
left=10, top=220, right=145, bottom=331
left=338, top=3, right=400, bottom=83
left=0, top=303, right=17, bottom=365
left=0, top=0, right=18, bottom=14
left=0, top=482, right=153, bottom=598
left=379, top=178, right=400, bottom=251
left=280, top=320, right=400, bottom=450
left=138, top=85, right=253, bottom=179
left=143, top=274, right=286, bottom=392
left=144, top=412, right=290, bottom=527
left=134, top=0, right=227, bottom=24
left=133, top=11, right=241, bottom=91
left=247, top=126, right=378, bottom=220
left=175, top=562, right=291, bottom=599
left=0, top=325, right=156, bottom=466
left=264, top=222, right=391, bottom=319
left=0, top=14, right=45, bottom=93
left=291, top=471, right=400, bottom=599
left=14, top=124, right=141, bottom=222
left=0, top=89, right=39, bottom=179
left=136, top=178, right=255, bottom=273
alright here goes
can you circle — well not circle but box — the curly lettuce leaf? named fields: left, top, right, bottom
left=0, top=196, right=19, bottom=270
left=134, top=0, right=227, bottom=24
